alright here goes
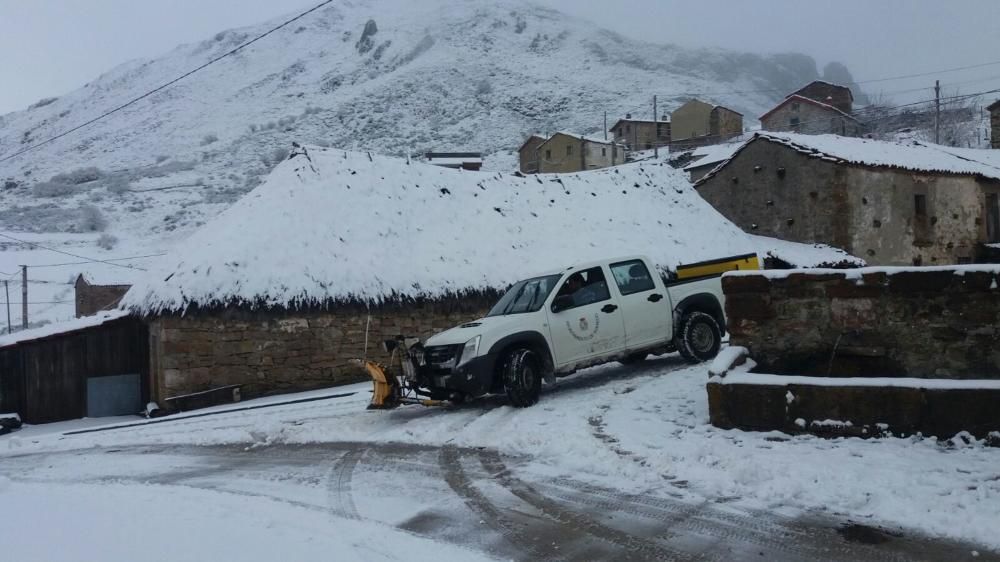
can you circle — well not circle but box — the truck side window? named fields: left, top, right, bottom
left=610, top=260, right=655, bottom=295
left=554, top=267, right=610, bottom=310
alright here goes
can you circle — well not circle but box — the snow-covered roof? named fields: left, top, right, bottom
left=545, top=131, right=622, bottom=146
left=791, top=80, right=854, bottom=101
left=425, top=156, right=483, bottom=166
left=988, top=99, right=1000, bottom=112
left=0, top=310, right=131, bottom=349
left=120, top=145, right=859, bottom=313
left=696, top=132, right=1000, bottom=185
left=759, top=94, right=857, bottom=122
left=683, top=142, right=742, bottom=171
left=609, top=118, right=669, bottom=129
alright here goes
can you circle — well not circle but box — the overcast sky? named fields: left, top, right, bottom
left=1, top=0, right=998, bottom=114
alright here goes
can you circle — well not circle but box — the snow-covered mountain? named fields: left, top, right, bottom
left=0, top=0, right=857, bottom=326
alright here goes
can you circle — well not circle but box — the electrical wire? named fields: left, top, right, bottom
left=17, top=252, right=166, bottom=269
left=0, top=233, right=153, bottom=270
left=0, top=0, right=335, bottom=164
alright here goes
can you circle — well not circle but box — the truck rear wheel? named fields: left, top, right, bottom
left=501, top=348, right=542, bottom=407
left=678, top=312, right=721, bottom=363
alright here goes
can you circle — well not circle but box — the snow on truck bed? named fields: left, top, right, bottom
left=122, top=146, right=858, bottom=313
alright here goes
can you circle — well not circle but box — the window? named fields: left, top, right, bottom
left=625, top=125, right=630, bottom=133
left=987, top=193, right=1000, bottom=242
left=791, top=102, right=800, bottom=111
left=610, top=260, right=656, bottom=296
left=566, top=145, right=573, bottom=156
left=914, top=194, right=927, bottom=217
left=602, top=147, right=607, bottom=157
left=545, top=149, right=551, bottom=160
left=790, top=117, right=801, bottom=130
left=552, top=267, right=611, bottom=311
left=487, top=274, right=562, bottom=316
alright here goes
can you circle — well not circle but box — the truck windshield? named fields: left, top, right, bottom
left=487, top=274, right=562, bottom=316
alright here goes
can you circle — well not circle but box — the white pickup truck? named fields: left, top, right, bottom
left=409, top=254, right=755, bottom=407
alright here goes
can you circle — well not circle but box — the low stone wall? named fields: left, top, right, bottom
left=148, top=296, right=494, bottom=403
left=707, top=374, right=1000, bottom=442
left=723, top=267, right=1000, bottom=378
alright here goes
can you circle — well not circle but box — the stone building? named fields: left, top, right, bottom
left=535, top=132, right=625, bottom=173
left=609, top=115, right=671, bottom=151
left=670, top=99, right=743, bottom=149
left=759, top=95, right=862, bottom=137
left=789, top=80, right=854, bottom=114
left=74, top=274, right=132, bottom=318
left=424, top=152, right=482, bottom=171
left=695, top=132, right=1000, bottom=266
left=518, top=134, right=546, bottom=173
left=989, top=99, right=1000, bottom=149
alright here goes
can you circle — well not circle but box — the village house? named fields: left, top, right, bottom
left=535, top=132, right=624, bottom=173
left=74, top=273, right=132, bottom=318
left=518, top=134, right=546, bottom=173
left=695, top=132, right=1000, bottom=266
left=424, top=152, right=483, bottom=171
left=989, top=99, right=1000, bottom=149
left=760, top=80, right=860, bottom=136
left=669, top=99, right=743, bottom=150
left=609, top=114, right=671, bottom=151
left=790, top=80, right=854, bottom=114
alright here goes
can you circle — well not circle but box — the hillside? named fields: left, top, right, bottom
left=0, top=0, right=860, bottom=326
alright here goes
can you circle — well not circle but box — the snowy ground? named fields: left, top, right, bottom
left=2, top=356, right=997, bottom=560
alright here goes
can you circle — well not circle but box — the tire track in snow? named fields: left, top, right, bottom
left=327, top=446, right=365, bottom=520
left=477, top=449, right=695, bottom=562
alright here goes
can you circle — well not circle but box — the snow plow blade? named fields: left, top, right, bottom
left=358, top=359, right=449, bottom=410
left=675, top=253, right=760, bottom=280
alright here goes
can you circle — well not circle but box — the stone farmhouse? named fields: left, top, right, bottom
left=670, top=99, right=744, bottom=150
left=760, top=80, right=861, bottom=137
left=518, top=134, right=546, bottom=173
left=74, top=274, right=132, bottom=318
left=989, top=99, right=1000, bottom=149
left=609, top=115, right=671, bottom=151
left=695, top=132, right=1000, bottom=266
left=533, top=132, right=625, bottom=173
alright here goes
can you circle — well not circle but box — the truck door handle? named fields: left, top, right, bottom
left=601, top=304, right=618, bottom=313
left=648, top=293, right=663, bottom=302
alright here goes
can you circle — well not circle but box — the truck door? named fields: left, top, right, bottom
left=609, top=259, right=672, bottom=350
left=546, top=265, right=627, bottom=368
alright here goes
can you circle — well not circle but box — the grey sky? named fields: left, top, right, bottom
left=1, top=0, right=998, bottom=115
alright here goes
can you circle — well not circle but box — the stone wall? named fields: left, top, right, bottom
left=75, top=276, right=131, bottom=318
left=148, top=296, right=495, bottom=403
left=991, top=104, right=1000, bottom=149
left=695, top=137, right=1000, bottom=266
left=723, top=267, right=1000, bottom=378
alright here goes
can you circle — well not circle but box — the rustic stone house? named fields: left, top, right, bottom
left=609, top=115, right=671, bottom=151
left=670, top=99, right=743, bottom=149
left=74, top=274, right=132, bottom=318
left=695, top=132, right=1000, bottom=266
left=518, top=134, right=546, bottom=173
left=759, top=94, right=862, bottom=137
left=790, top=80, right=854, bottom=114
left=535, top=132, right=624, bottom=173
left=989, top=99, right=1000, bottom=149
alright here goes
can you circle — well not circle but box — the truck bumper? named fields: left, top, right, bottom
left=419, top=353, right=496, bottom=398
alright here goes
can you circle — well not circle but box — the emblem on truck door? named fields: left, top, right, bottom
left=566, top=313, right=600, bottom=341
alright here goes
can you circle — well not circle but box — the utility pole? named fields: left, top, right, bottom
left=653, top=95, right=659, bottom=159
left=21, top=265, right=27, bottom=329
left=934, top=80, right=941, bottom=145
left=4, top=280, right=10, bottom=334
left=603, top=111, right=608, bottom=141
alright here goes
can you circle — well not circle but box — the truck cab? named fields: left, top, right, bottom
left=415, top=255, right=736, bottom=407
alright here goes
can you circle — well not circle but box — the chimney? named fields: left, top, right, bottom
left=626, top=113, right=632, bottom=119
left=661, top=115, right=668, bottom=121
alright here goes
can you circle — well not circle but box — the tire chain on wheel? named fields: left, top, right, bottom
left=502, top=348, right=541, bottom=407
left=678, top=311, right=721, bottom=364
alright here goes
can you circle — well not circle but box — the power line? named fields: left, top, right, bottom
left=0, top=233, right=155, bottom=270
left=0, top=0, right=335, bottom=164
left=24, top=252, right=166, bottom=269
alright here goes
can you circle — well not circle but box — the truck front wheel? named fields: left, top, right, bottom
left=677, top=312, right=721, bottom=363
left=501, top=348, right=542, bottom=407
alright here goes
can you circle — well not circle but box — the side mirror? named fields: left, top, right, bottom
left=551, top=295, right=573, bottom=313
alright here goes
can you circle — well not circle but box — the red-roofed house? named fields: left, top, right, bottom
left=760, top=94, right=863, bottom=137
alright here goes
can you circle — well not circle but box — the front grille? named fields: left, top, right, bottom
left=424, top=344, right=463, bottom=367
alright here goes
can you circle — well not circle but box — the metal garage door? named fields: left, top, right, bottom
left=86, top=373, right=142, bottom=417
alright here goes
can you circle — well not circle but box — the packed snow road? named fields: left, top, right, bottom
left=1, top=356, right=998, bottom=561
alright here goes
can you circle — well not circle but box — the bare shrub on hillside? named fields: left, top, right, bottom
left=200, top=133, right=219, bottom=146
left=96, top=233, right=118, bottom=250
left=78, top=204, right=107, bottom=232
left=33, top=181, right=76, bottom=198
left=51, top=167, right=103, bottom=185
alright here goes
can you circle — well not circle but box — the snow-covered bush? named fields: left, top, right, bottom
left=96, top=233, right=118, bottom=250
left=475, top=79, right=493, bottom=96
left=51, top=166, right=103, bottom=185
left=33, top=181, right=76, bottom=198
left=200, top=133, right=219, bottom=146
left=78, top=204, right=107, bottom=232
left=248, top=124, right=259, bottom=133
left=106, top=175, right=130, bottom=195
left=28, top=97, right=58, bottom=110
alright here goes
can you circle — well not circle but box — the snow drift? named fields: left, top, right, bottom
left=122, top=145, right=858, bottom=313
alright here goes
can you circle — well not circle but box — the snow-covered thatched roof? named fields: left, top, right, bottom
left=121, top=145, right=857, bottom=314
left=696, top=132, right=1000, bottom=185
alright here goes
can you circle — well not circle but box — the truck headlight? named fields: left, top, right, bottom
left=457, top=335, right=481, bottom=367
